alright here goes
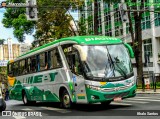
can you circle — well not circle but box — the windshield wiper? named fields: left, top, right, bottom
left=105, top=47, right=127, bottom=79
left=113, top=61, right=127, bottom=79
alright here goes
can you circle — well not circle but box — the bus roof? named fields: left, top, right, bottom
left=18, top=36, right=122, bottom=59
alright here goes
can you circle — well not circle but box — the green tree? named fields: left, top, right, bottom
left=2, top=0, right=35, bottom=42
left=33, top=0, right=83, bottom=44
left=0, top=39, right=5, bottom=45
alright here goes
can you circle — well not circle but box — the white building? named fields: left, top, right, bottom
left=0, top=38, right=31, bottom=61
left=19, top=43, right=31, bottom=55
left=79, top=0, right=160, bottom=75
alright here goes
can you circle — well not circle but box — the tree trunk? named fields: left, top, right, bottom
left=132, top=0, right=144, bottom=84
left=127, top=6, right=135, bottom=44
left=134, top=14, right=143, bottom=84
left=94, top=0, right=98, bottom=35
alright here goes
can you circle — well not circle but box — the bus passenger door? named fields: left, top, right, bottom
left=66, top=51, right=88, bottom=103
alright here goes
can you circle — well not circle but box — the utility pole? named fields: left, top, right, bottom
left=0, top=0, right=38, bottom=21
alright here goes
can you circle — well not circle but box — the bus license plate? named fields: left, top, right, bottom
left=114, top=97, right=122, bottom=102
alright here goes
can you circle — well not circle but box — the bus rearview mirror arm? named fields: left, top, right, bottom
left=124, top=43, right=135, bottom=58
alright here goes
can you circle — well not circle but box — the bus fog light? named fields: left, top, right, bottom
left=91, top=95, right=95, bottom=100
left=86, top=84, right=90, bottom=88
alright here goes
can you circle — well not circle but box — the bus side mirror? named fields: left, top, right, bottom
left=124, top=43, right=134, bottom=58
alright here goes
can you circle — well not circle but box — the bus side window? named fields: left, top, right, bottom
left=19, top=60, right=25, bottom=75
left=50, top=48, right=62, bottom=69
left=48, top=51, right=51, bottom=69
left=45, top=52, right=48, bottom=70
left=39, top=52, right=46, bottom=71
left=28, top=58, right=31, bottom=73
left=13, top=62, right=19, bottom=76
left=31, top=56, right=36, bottom=72
left=8, top=63, right=13, bottom=77
left=65, top=50, right=82, bottom=75
left=37, top=54, right=40, bottom=71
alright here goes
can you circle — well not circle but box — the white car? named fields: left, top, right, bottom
left=0, top=88, right=6, bottom=111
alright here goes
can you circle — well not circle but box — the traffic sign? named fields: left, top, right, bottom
left=0, top=60, right=8, bottom=66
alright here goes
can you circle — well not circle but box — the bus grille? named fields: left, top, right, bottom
left=104, top=91, right=130, bottom=99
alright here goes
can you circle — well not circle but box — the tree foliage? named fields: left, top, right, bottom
left=2, top=0, right=35, bottom=42
left=35, top=0, right=83, bottom=39
left=0, top=39, right=5, bottom=45
left=31, top=0, right=83, bottom=48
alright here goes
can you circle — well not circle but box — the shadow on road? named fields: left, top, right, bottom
left=12, top=101, right=133, bottom=112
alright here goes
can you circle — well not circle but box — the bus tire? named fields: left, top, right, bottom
left=22, top=92, right=36, bottom=106
left=61, top=90, right=72, bottom=109
left=101, top=101, right=111, bottom=106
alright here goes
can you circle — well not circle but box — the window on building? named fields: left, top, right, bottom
left=97, top=0, right=102, bottom=35
left=143, top=39, right=152, bottom=58
left=104, top=3, right=112, bottom=36
left=113, top=4, right=123, bottom=36
left=154, top=13, right=160, bottom=26
left=87, top=2, right=93, bottom=35
left=141, top=12, right=151, bottom=30
left=141, top=0, right=150, bottom=30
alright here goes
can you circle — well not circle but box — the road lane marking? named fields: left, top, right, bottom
left=111, top=102, right=132, bottom=106
left=21, top=108, right=33, bottom=111
left=127, top=98, right=160, bottom=102
left=133, top=97, right=160, bottom=100
left=122, top=100, right=149, bottom=104
left=40, top=107, right=71, bottom=113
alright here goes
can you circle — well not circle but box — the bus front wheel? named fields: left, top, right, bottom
left=61, top=90, right=72, bottom=109
left=22, top=92, right=36, bottom=106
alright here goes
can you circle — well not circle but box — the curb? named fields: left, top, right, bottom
left=136, top=89, right=160, bottom=94
left=136, top=92, right=160, bottom=94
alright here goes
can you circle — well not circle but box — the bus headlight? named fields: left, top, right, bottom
left=128, top=80, right=135, bottom=87
left=85, top=84, right=101, bottom=91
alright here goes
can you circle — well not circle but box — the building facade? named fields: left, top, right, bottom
left=0, top=38, right=20, bottom=61
left=79, top=0, right=160, bottom=75
left=0, top=38, right=31, bottom=88
left=0, top=38, right=31, bottom=61
left=19, top=43, right=31, bottom=56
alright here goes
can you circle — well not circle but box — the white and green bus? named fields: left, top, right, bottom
left=7, top=36, right=136, bottom=108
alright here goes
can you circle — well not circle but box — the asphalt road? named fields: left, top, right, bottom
left=1, top=94, right=160, bottom=119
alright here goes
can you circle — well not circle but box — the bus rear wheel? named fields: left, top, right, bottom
left=61, top=90, right=72, bottom=109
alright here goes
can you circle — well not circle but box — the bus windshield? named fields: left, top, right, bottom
left=74, top=44, right=133, bottom=79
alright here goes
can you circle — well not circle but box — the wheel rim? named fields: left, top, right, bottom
left=63, top=94, right=70, bottom=108
left=23, top=95, right=27, bottom=104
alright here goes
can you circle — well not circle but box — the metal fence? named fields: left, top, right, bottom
left=136, top=73, right=160, bottom=92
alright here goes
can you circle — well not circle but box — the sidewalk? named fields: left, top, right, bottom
left=136, top=89, right=160, bottom=94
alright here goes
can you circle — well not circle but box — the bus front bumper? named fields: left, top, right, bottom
left=86, top=84, right=136, bottom=103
